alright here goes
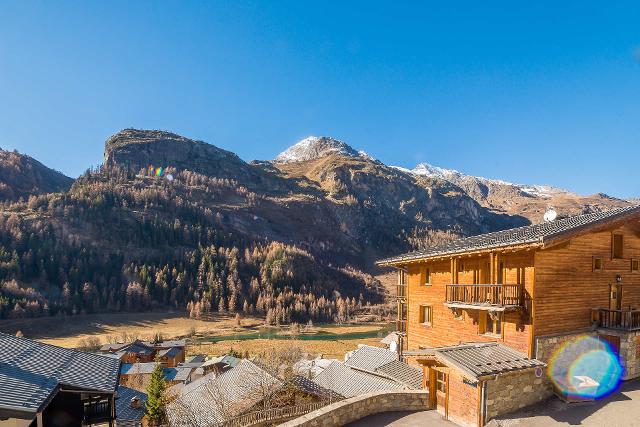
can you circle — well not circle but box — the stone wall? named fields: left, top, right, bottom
left=279, top=391, right=430, bottom=427
left=534, top=330, right=597, bottom=363
left=598, top=329, right=640, bottom=380
left=535, top=330, right=640, bottom=381
left=485, top=368, right=553, bottom=421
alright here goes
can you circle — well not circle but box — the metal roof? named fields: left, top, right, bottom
left=344, top=345, right=397, bottom=372
left=433, top=342, right=545, bottom=379
left=0, top=333, right=120, bottom=414
left=378, top=205, right=640, bottom=265
left=312, top=361, right=405, bottom=398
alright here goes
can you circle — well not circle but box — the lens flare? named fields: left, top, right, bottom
left=548, top=335, right=623, bottom=400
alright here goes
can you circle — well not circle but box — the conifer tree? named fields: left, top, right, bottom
left=145, top=363, right=167, bottom=426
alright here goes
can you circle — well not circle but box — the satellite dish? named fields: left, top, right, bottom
left=544, top=209, right=558, bottom=222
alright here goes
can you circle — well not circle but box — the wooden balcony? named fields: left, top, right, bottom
left=445, top=284, right=523, bottom=310
left=593, top=308, right=640, bottom=331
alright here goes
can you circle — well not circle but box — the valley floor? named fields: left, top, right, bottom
left=0, top=312, right=390, bottom=359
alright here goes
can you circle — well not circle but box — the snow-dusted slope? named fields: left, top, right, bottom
left=395, top=162, right=574, bottom=199
left=275, top=136, right=373, bottom=163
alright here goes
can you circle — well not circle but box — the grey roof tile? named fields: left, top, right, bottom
left=375, top=360, right=423, bottom=389
left=378, top=205, right=640, bottom=264
left=116, top=386, right=147, bottom=423
left=312, top=361, right=405, bottom=398
left=0, top=333, right=120, bottom=413
left=344, top=345, right=397, bottom=372
left=434, top=342, right=545, bottom=379
left=167, top=360, right=282, bottom=427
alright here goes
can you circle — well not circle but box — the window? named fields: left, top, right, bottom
left=632, top=259, right=639, bottom=272
left=436, top=371, right=447, bottom=393
left=419, top=305, right=432, bottom=326
left=613, top=234, right=624, bottom=259
left=421, top=267, right=431, bottom=285
left=480, top=311, right=502, bottom=336
left=593, top=257, right=603, bottom=272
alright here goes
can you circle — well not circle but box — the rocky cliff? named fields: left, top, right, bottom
left=0, top=148, right=73, bottom=201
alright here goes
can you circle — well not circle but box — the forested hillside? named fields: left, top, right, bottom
left=0, top=129, right=629, bottom=322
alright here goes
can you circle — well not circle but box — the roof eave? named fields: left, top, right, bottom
left=377, top=241, right=542, bottom=267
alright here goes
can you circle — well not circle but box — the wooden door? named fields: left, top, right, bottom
left=610, top=284, right=622, bottom=310
left=431, top=368, right=449, bottom=419
left=610, top=284, right=623, bottom=326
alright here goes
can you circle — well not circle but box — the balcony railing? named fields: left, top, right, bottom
left=593, top=308, right=640, bottom=331
left=445, top=284, right=523, bottom=308
left=83, top=400, right=111, bottom=424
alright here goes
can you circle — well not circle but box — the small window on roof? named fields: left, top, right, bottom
left=612, top=234, right=624, bottom=259
left=632, top=259, right=639, bottom=272
left=593, top=257, right=603, bottom=272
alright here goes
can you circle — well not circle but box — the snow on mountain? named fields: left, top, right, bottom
left=274, top=136, right=371, bottom=163
left=395, top=162, right=574, bottom=199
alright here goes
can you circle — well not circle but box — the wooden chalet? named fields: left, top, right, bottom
left=377, top=205, right=640, bottom=426
left=0, top=333, right=120, bottom=427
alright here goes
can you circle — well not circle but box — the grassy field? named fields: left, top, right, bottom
left=0, top=312, right=390, bottom=359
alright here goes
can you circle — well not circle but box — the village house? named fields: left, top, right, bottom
left=167, top=358, right=347, bottom=427
left=0, top=333, right=120, bottom=427
left=119, top=362, right=194, bottom=391
left=99, top=339, right=186, bottom=368
left=377, top=205, right=640, bottom=426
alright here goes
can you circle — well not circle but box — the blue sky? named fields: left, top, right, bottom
left=0, top=2, right=638, bottom=198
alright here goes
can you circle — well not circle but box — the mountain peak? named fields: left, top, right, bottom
left=275, top=136, right=371, bottom=163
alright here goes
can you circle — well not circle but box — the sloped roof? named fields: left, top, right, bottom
left=121, top=341, right=154, bottom=355
left=345, top=345, right=397, bottom=372
left=0, top=333, right=120, bottom=414
left=185, top=355, right=206, bottom=364
left=380, top=332, right=401, bottom=346
left=120, top=362, right=158, bottom=375
left=312, top=361, right=405, bottom=398
left=144, top=339, right=186, bottom=348
left=158, top=347, right=181, bottom=358
left=167, top=360, right=282, bottom=427
left=433, top=342, right=545, bottom=379
left=376, top=360, right=423, bottom=389
left=378, top=205, right=640, bottom=265
left=290, top=375, right=343, bottom=401
left=201, top=355, right=241, bottom=368
left=164, top=366, right=193, bottom=382
left=100, top=342, right=128, bottom=352
left=116, top=386, right=147, bottom=423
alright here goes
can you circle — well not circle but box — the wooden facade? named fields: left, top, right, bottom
left=388, top=211, right=640, bottom=359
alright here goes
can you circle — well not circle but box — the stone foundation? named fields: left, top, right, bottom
left=485, top=369, right=553, bottom=421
